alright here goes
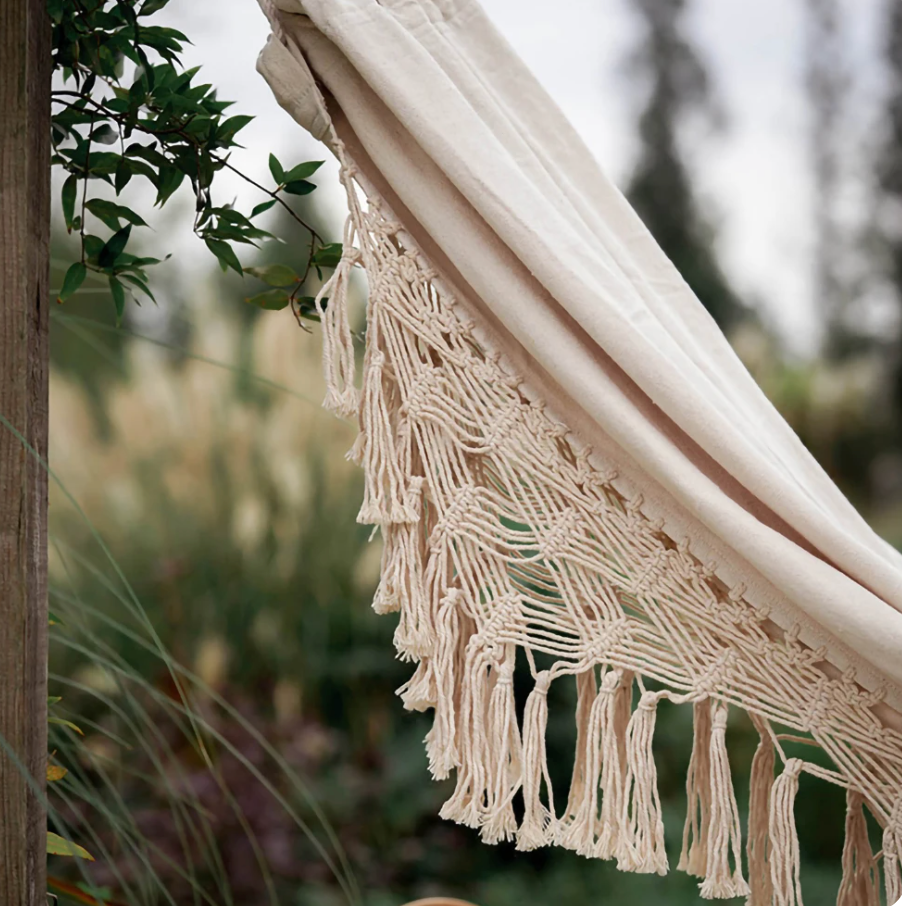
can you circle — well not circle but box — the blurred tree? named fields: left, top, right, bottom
left=623, top=0, right=745, bottom=331
left=878, top=0, right=902, bottom=416
left=803, top=0, right=851, bottom=357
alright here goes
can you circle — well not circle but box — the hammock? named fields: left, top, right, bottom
left=254, top=1, right=902, bottom=901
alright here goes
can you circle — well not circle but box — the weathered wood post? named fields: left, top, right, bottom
left=0, top=0, right=51, bottom=902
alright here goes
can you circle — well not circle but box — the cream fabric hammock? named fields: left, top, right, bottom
left=254, top=1, right=902, bottom=901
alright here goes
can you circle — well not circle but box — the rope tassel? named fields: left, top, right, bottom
left=836, top=790, right=878, bottom=906
left=679, top=698, right=712, bottom=877
left=481, top=650, right=522, bottom=845
left=618, top=690, right=668, bottom=875
left=699, top=702, right=749, bottom=899
left=884, top=808, right=902, bottom=906
left=746, top=713, right=776, bottom=906
left=315, top=235, right=360, bottom=418
left=517, top=671, right=556, bottom=851
left=769, top=758, right=805, bottom=906
left=424, top=590, right=462, bottom=780
left=559, top=668, right=624, bottom=857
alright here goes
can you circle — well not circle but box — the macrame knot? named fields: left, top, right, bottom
left=583, top=618, right=630, bottom=665
left=402, top=366, right=441, bottom=421
left=431, top=484, right=480, bottom=547
left=538, top=509, right=579, bottom=561
left=534, top=670, right=552, bottom=695
left=638, top=690, right=660, bottom=711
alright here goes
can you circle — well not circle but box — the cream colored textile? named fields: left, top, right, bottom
left=255, top=1, right=902, bottom=902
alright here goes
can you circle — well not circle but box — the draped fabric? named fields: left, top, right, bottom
left=254, top=1, right=902, bottom=901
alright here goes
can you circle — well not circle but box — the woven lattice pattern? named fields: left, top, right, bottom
left=311, top=151, right=902, bottom=904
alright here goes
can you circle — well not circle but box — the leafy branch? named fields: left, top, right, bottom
left=49, top=0, right=340, bottom=324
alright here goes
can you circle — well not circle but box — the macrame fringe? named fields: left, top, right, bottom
left=313, top=153, right=902, bottom=904
left=836, top=790, right=879, bottom=906
left=559, top=667, right=626, bottom=858
left=424, top=590, right=462, bottom=779
left=769, top=758, right=804, bottom=906
left=315, top=229, right=360, bottom=419
left=618, top=690, right=668, bottom=875
left=481, top=647, right=522, bottom=845
left=679, top=698, right=712, bottom=877
left=747, top=712, right=776, bottom=906
left=699, top=702, right=749, bottom=899
left=517, top=670, right=556, bottom=851
left=884, top=810, right=902, bottom=906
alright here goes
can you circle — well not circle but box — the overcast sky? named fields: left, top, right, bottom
left=157, top=0, right=890, bottom=355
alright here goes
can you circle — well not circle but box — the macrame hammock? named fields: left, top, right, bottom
left=254, top=1, right=902, bottom=902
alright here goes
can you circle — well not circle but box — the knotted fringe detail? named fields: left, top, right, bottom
left=375, top=479, right=435, bottom=659
left=563, top=668, right=598, bottom=827
left=883, top=803, right=902, bottom=906
left=356, top=348, right=420, bottom=525
left=440, top=639, right=493, bottom=828
left=599, top=670, right=633, bottom=859
left=315, top=230, right=360, bottom=419
left=423, top=590, right=462, bottom=779
left=747, top=712, right=776, bottom=906
left=679, top=698, right=712, bottom=877
left=836, top=790, right=878, bottom=906
left=769, top=758, right=804, bottom=906
left=398, top=659, right=436, bottom=714
left=699, top=702, right=750, bottom=899
left=480, top=647, right=521, bottom=845
left=618, top=690, right=668, bottom=875
left=517, top=670, right=556, bottom=851
left=559, top=668, right=626, bottom=858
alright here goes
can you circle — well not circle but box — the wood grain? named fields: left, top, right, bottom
left=0, top=0, right=51, bottom=902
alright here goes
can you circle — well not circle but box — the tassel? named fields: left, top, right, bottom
left=769, top=758, right=804, bottom=906
left=699, top=702, right=750, bottom=899
left=618, top=690, right=668, bottom=876
left=563, top=668, right=598, bottom=824
left=679, top=698, right=712, bottom=877
left=747, top=712, right=776, bottom=906
left=559, top=668, right=622, bottom=857
left=440, top=638, right=491, bottom=828
left=884, top=814, right=902, bottom=906
left=397, top=659, right=436, bottom=712
left=836, top=790, right=878, bottom=906
left=480, top=650, right=522, bottom=844
left=599, top=670, right=633, bottom=860
left=517, top=671, right=556, bottom=851
left=424, top=590, right=461, bottom=779
left=315, top=241, right=359, bottom=418
left=378, top=480, right=433, bottom=659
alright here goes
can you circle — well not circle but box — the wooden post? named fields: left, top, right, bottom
left=0, top=0, right=51, bottom=903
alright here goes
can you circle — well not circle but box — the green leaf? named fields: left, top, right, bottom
left=121, top=273, right=156, bottom=303
left=204, top=238, right=242, bottom=275
left=61, top=175, right=79, bottom=232
left=98, top=225, right=132, bottom=268
left=283, top=160, right=324, bottom=182
left=47, top=696, right=62, bottom=706
left=216, top=114, right=253, bottom=144
left=154, top=166, right=184, bottom=207
left=250, top=199, right=277, bottom=218
left=109, top=277, right=126, bottom=324
left=243, top=264, right=299, bottom=287
left=245, top=289, right=290, bottom=311
left=115, top=157, right=132, bottom=194
left=282, top=179, right=316, bottom=197
left=86, top=199, right=147, bottom=231
left=312, top=242, right=343, bottom=269
left=57, top=262, right=86, bottom=304
left=268, top=153, right=285, bottom=185
left=48, top=717, right=84, bottom=736
left=47, top=832, right=94, bottom=861
left=90, top=124, right=118, bottom=145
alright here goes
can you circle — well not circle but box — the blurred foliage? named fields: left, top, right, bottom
left=50, top=0, right=336, bottom=325
left=624, top=0, right=746, bottom=332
